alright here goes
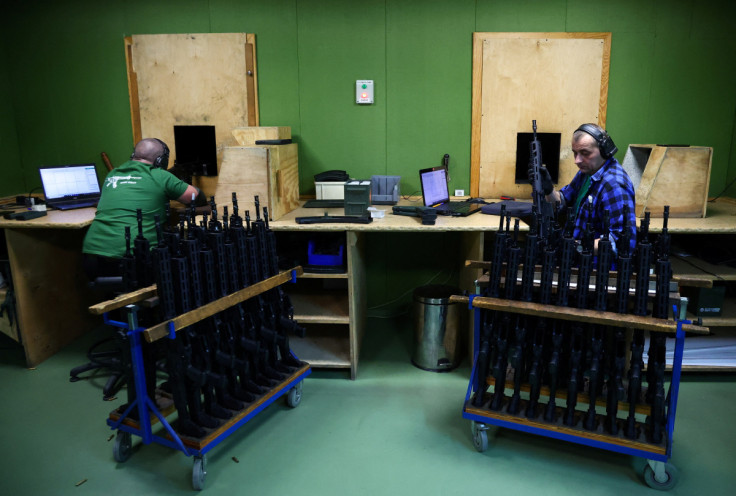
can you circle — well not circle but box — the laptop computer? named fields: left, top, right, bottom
left=419, top=166, right=482, bottom=216
left=39, top=164, right=101, bottom=210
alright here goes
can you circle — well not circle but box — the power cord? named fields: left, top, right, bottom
left=366, top=266, right=458, bottom=319
left=708, top=174, right=736, bottom=202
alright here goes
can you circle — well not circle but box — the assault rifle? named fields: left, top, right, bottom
left=526, top=222, right=556, bottom=419
left=229, top=193, right=252, bottom=288
left=508, top=209, right=538, bottom=414
left=489, top=213, right=516, bottom=411
left=543, top=208, right=575, bottom=422
left=583, top=211, right=613, bottom=431
left=121, top=226, right=137, bottom=292
left=563, top=222, right=594, bottom=427
left=606, top=205, right=633, bottom=435
left=133, top=209, right=153, bottom=287
left=625, top=212, right=651, bottom=439
left=648, top=206, right=672, bottom=444
left=474, top=206, right=507, bottom=407
left=529, top=120, right=554, bottom=238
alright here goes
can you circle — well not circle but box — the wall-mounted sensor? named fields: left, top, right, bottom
left=356, top=80, right=374, bottom=104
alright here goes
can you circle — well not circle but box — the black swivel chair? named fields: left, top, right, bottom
left=69, top=275, right=128, bottom=400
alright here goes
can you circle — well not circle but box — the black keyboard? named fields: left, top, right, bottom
left=295, top=215, right=372, bottom=224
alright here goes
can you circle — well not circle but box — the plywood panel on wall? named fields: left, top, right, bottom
left=125, top=33, right=259, bottom=198
left=470, top=32, right=611, bottom=199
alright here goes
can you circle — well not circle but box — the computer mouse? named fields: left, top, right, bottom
left=467, top=198, right=487, bottom=204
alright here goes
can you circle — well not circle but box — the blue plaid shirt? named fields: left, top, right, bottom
left=559, top=158, right=637, bottom=255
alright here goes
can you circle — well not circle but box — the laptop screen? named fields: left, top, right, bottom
left=39, top=164, right=101, bottom=200
left=419, top=166, right=450, bottom=207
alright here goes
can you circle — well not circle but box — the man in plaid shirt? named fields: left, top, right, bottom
left=535, top=123, right=637, bottom=256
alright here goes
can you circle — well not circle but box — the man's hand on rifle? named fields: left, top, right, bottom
left=528, top=165, right=554, bottom=196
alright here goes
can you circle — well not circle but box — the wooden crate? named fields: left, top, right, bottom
left=214, top=143, right=300, bottom=221
left=232, top=126, right=292, bottom=146
left=622, top=144, right=712, bottom=218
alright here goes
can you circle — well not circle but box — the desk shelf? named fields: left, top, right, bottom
left=290, top=283, right=350, bottom=324
left=664, top=232, right=736, bottom=371
left=684, top=297, right=736, bottom=327
left=275, top=231, right=366, bottom=379
left=289, top=323, right=352, bottom=369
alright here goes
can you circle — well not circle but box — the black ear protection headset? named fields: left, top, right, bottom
left=575, top=124, right=618, bottom=159
left=130, top=138, right=170, bottom=169
left=152, top=139, right=170, bottom=169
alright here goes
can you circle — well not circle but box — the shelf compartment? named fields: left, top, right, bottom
left=288, top=278, right=350, bottom=323
left=289, top=323, right=351, bottom=368
left=299, top=271, right=348, bottom=280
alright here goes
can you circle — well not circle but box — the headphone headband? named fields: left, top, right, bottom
left=575, top=124, right=618, bottom=159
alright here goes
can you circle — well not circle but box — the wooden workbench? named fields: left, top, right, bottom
left=268, top=197, right=512, bottom=378
left=0, top=204, right=99, bottom=367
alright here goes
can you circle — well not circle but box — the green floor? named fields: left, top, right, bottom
left=1, top=316, right=734, bottom=495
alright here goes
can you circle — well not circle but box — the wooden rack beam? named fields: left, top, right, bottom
left=464, top=404, right=666, bottom=456
left=451, top=295, right=709, bottom=335
left=144, top=267, right=303, bottom=343
left=88, top=284, right=158, bottom=315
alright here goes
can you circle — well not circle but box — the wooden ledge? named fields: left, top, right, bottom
left=144, top=267, right=303, bottom=343
left=450, top=295, right=710, bottom=335
left=89, top=284, right=158, bottom=315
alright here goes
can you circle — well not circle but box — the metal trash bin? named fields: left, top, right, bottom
left=412, top=284, right=464, bottom=372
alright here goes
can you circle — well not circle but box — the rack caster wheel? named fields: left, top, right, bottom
left=112, top=431, right=132, bottom=463
left=286, top=382, right=303, bottom=408
left=643, top=460, right=679, bottom=490
left=192, top=455, right=207, bottom=491
left=471, top=421, right=489, bottom=453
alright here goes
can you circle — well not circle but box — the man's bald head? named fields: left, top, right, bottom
left=132, top=138, right=166, bottom=164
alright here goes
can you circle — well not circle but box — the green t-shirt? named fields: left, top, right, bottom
left=83, top=160, right=189, bottom=258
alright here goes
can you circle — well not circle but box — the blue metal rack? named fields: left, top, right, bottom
left=100, top=268, right=311, bottom=490
left=459, top=294, right=704, bottom=491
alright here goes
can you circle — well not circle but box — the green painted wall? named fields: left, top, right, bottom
left=3, top=0, right=736, bottom=312
left=0, top=43, right=23, bottom=195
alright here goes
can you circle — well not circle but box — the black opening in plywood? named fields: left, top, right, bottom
left=515, top=132, right=561, bottom=184
left=173, top=125, right=218, bottom=177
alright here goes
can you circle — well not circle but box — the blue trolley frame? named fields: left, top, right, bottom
left=461, top=294, right=694, bottom=488
left=102, top=268, right=311, bottom=489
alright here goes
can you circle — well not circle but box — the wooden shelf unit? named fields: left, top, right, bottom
left=275, top=230, right=366, bottom=379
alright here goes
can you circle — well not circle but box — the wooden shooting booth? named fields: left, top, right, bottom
left=470, top=32, right=612, bottom=200
left=125, top=33, right=299, bottom=221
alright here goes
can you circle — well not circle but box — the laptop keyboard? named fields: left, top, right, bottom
left=51, top=200, right=98, bottom=210
left=437, top=202, right=471, bottom=213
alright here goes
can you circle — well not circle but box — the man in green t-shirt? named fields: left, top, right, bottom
left=82, top=138, right=204, bottom=279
